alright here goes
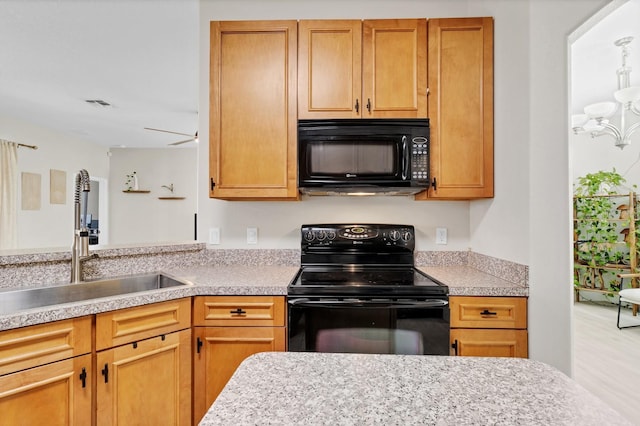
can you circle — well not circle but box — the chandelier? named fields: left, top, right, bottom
left=572, top=36, right=640, bottom=149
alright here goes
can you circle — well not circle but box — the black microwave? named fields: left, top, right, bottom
left=298, top=119, right=430, bottom=195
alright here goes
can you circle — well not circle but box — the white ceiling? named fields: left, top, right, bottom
left=0, top=0, right=199, bottom=148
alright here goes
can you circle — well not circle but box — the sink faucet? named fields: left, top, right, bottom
left=71, top=169, right=97, bottom=283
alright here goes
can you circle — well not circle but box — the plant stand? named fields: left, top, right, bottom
left=573, top=192, right=638, bottom=315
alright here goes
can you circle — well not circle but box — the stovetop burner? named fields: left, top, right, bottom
left=289, top=265, right=447, bottom=297
left=289, top=224, right=448, bottom=298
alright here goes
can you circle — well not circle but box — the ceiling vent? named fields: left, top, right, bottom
left=85, top=99, right=111, bottom=107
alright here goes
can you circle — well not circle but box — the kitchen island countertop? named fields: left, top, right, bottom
left=200, top=352, right=630, bottom=425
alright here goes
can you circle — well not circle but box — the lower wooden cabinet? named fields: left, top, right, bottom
left=96, top=329, right=192, bottom=426
left=0, top=353, right=92, bottom=426
left=193, top=296, right=286, bottom=424
left=449, top=296, right=528, bottom=358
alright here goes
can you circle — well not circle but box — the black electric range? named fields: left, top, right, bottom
left=287, top=224, right=450, bottom=355
left=288, top=223, right=448, bottom=298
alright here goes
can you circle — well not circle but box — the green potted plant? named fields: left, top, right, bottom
left=574, top=169, right=635, bottom=291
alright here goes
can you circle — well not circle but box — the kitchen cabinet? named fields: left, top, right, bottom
left=298, top=19, right=427, bottom=119
left=417, top=17, right=494, bottom=200
left=449, top=296, right=528, bottom=358
left=209, top=20, right=298, bottom=200
left=193, top=296, right=286, bottom=423
left=0, top=317, right=92, bottom=426
left=95, top=298, right=192, bottom=426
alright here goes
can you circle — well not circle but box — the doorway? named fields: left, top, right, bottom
left=88, top=177, right=109, bottom=246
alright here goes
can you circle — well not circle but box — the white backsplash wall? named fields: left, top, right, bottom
left=109, top=148, right=197, bottom=245
left=205, top=196, right=470, bottom=250
left=0, top=114, right=109, bottom=249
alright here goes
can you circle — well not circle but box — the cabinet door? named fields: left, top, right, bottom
left=193, top=326, right=286, bottom=423
left=96, top=329, right=192, bottom=426
left=418, top=17, right=494, bottom=200
left=362, top=19, right=427, bottom=118
left=210, top=20, right=298, bottom=200
left=0, top=354, right=91, bottom=426
left=298, top=20, right=362, bottom=118
left=450, top=329, right=528, bottom=358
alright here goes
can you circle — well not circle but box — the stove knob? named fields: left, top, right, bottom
left=327, top=231, right=337, bottom=240
left=317, top=230, right=327, bottom=241
left=402, top=231, right=412, bottom=242
left=389, top=230, right=400, bottom=241
left=303, top=231, right=315, bottom=242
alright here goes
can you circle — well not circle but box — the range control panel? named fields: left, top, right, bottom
left=301, top=224, right=415, bottom=250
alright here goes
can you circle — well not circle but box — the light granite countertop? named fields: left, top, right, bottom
left=419, top=266, right=529, bottom=297
left=0, top=264, right=526, bottom=331
left=200, top=352, right=631, bottom=426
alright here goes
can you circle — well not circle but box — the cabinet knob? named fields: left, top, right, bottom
left=355, top=98, right=359, bottom=113
left=480, top=309, right=497, bottom=316
left=230, top=308, right=247, bottom=316
left=366, top=98, right=371, bottom=113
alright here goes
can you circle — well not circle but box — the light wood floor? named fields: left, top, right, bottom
left=573, top=301, right=640, bottom=425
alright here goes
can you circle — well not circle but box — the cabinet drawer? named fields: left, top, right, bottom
left=96, top=298, right=190, bottom=351
left=450, top=296, right=527, bottom=329
left=193, top=296, right=285, bottom=327
left=0, top=316, right=92, bottom=376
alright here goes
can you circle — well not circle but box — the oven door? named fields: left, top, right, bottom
left=287, top=298, right=450, bottom=355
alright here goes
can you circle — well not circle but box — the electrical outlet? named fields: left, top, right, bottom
left=247, top=227, right=258, bottom=244
left=209, top=227, right=220, bottom=245
left=436, top=227, right=448, bottom=245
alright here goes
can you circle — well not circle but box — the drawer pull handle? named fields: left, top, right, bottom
left=230, top=308, right=247, bottom=316
left=197, top=337, right=203, bottom=354
left=101, top=364, right=109, bottom=384
left=451, top=339, right=459, bottom=356
left=480, top=309, right=497, bottom=316
left=79, top=367, right=87, bottom=388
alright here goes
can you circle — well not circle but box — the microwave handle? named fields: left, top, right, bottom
left=402, top=136, right=409, bottom=180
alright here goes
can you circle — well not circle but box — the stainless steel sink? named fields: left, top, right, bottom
left=0, top=273, right=191, bottom=315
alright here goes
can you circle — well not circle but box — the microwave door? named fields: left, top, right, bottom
left=304, top=137, right=402, bottom=181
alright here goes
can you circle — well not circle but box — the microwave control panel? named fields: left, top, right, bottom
left=411, top=136, right=429, bottom=184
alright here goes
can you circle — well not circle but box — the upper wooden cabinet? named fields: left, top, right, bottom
left=417, top=17, right=494, bottom=200
left=209, top=20, right=298, bottom=200
left=298, top=19, right=427, bottom=119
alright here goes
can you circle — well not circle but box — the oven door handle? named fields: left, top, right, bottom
left=288, top=299, right=449, bottom=308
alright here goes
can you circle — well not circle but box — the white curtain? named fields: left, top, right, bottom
left=0, top=140, right=18, bottom=249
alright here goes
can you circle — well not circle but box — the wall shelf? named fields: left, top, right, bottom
left=123, top=190, right=150, bottom=193
left=158, top=197, right=185, bottom=200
